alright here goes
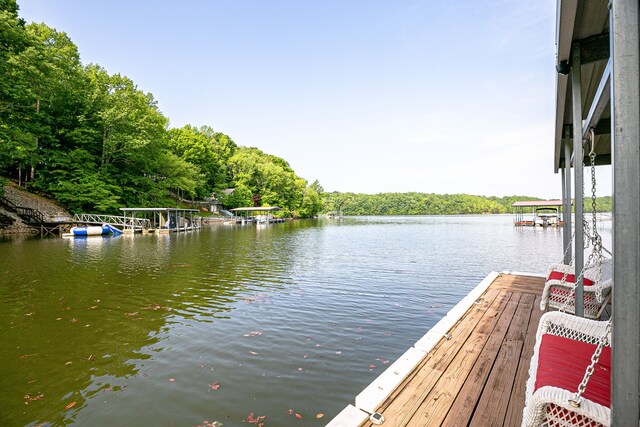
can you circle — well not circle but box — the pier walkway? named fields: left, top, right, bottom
left=330, top=272, right=545, bottom=427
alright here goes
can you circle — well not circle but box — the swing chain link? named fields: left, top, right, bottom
left=588, top=128, right=605, bottom=302
left=558, top=129, right=605, bottom=313
left=571, top=319, right=612, bottom=408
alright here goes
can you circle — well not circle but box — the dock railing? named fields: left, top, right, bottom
left=73, top=214, right=150, bottom=229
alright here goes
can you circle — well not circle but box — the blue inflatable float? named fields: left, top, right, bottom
left=69, top=223, right=122, bottom=236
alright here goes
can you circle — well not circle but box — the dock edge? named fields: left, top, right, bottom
left=326, top=271, right=505, bottom=426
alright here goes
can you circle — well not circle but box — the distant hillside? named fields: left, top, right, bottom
left=323, top=192, right=612, bottom=216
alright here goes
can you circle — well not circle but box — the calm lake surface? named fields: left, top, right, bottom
left=0, top=215, right=610, bottom=426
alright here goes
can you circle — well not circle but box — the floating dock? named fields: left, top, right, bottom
left=328, top=272, right=545, bottom=427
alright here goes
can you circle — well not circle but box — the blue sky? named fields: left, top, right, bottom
left=17, top=0, right=612, bottom=197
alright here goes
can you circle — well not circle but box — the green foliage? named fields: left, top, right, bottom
left=590, top=195, right=611, bottom=213
left=227, top=147, right=309, bottom=215
left=218, top=184, right=253, bottom=209
left=323, top=193, right=614, bottom=216
left=167, top=125, right=237, bottom=198
left=0, top=9, right=321, bottom=216
left=296, top=180, right=324, bottom=218
left=0, top=176, right=6, bottom=197
left=324, top=192, right=510, bottom=216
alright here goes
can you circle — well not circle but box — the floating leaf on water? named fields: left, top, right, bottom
left=245, top=412, right=265, bottom=424
left=23, top=394, right=44, bottom=403
left=87, top=354, right=95, bottom=361
left=64, top=401, right=76, bottom=410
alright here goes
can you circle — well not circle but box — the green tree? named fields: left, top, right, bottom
left=296, top=179, right=324, bottom=217
left=167, top=125, right=237, bottom=198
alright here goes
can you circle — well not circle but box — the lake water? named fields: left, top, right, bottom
left=0, top=215, right=610, bottom=426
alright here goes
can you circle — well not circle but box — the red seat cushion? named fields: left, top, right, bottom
left=534, top=334, right=611, bottom=408
left=547, top=271, right=594, bottom=287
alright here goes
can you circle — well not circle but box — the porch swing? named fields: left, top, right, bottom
left=540, top=129, right=612, bottom=319
left=522, top=308, right=612, bottom=426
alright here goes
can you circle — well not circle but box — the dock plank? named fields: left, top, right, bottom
left=355, top=273, right=545, bottom=427
left=438, top=292, right=531, bottom=427
left=468, top=339, right=524, bottom=427
left=503, top=294, right=544, bottom=426
left=370, top=289, right=507, bottom=427
left=405, top=293, right=522, bottom=427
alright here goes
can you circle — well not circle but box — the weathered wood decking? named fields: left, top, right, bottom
left=361, top=273, right=545, bottom=427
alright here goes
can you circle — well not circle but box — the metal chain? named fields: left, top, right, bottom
left=588, top=128, right=605, bottom=302
left=560, top=229, right=576, bottom=265
left=569, top=319, right=612, bottom=408
left=558, top=129, right=605, bottom=312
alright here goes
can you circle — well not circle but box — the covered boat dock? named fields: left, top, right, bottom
left=119, top=208, right=201, bottom=234
left=229, top=206, right=285, bottom=224
left=512, top=200, right=565, bottom=227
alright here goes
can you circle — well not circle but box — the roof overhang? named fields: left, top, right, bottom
left=230, top=207, right=282, bottom=212
left=119, top=208, right=199, bottom=212
left=511, top=200, right=566, bottom=207
left=554, top=0, right=612, bottom=172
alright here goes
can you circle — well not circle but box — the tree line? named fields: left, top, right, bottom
left=322, top=193, right=613, bottom=216
left=0, top=1, right=324, bottom=217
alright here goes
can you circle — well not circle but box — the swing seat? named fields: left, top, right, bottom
left=522, top=312, right=611, bottom=427
left=541, top=263, right=612, bottom=320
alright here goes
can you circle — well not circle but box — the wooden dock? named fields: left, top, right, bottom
left=329, top=273, right=545, bottom=427
left=362, top=273, right=543, bottom=427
